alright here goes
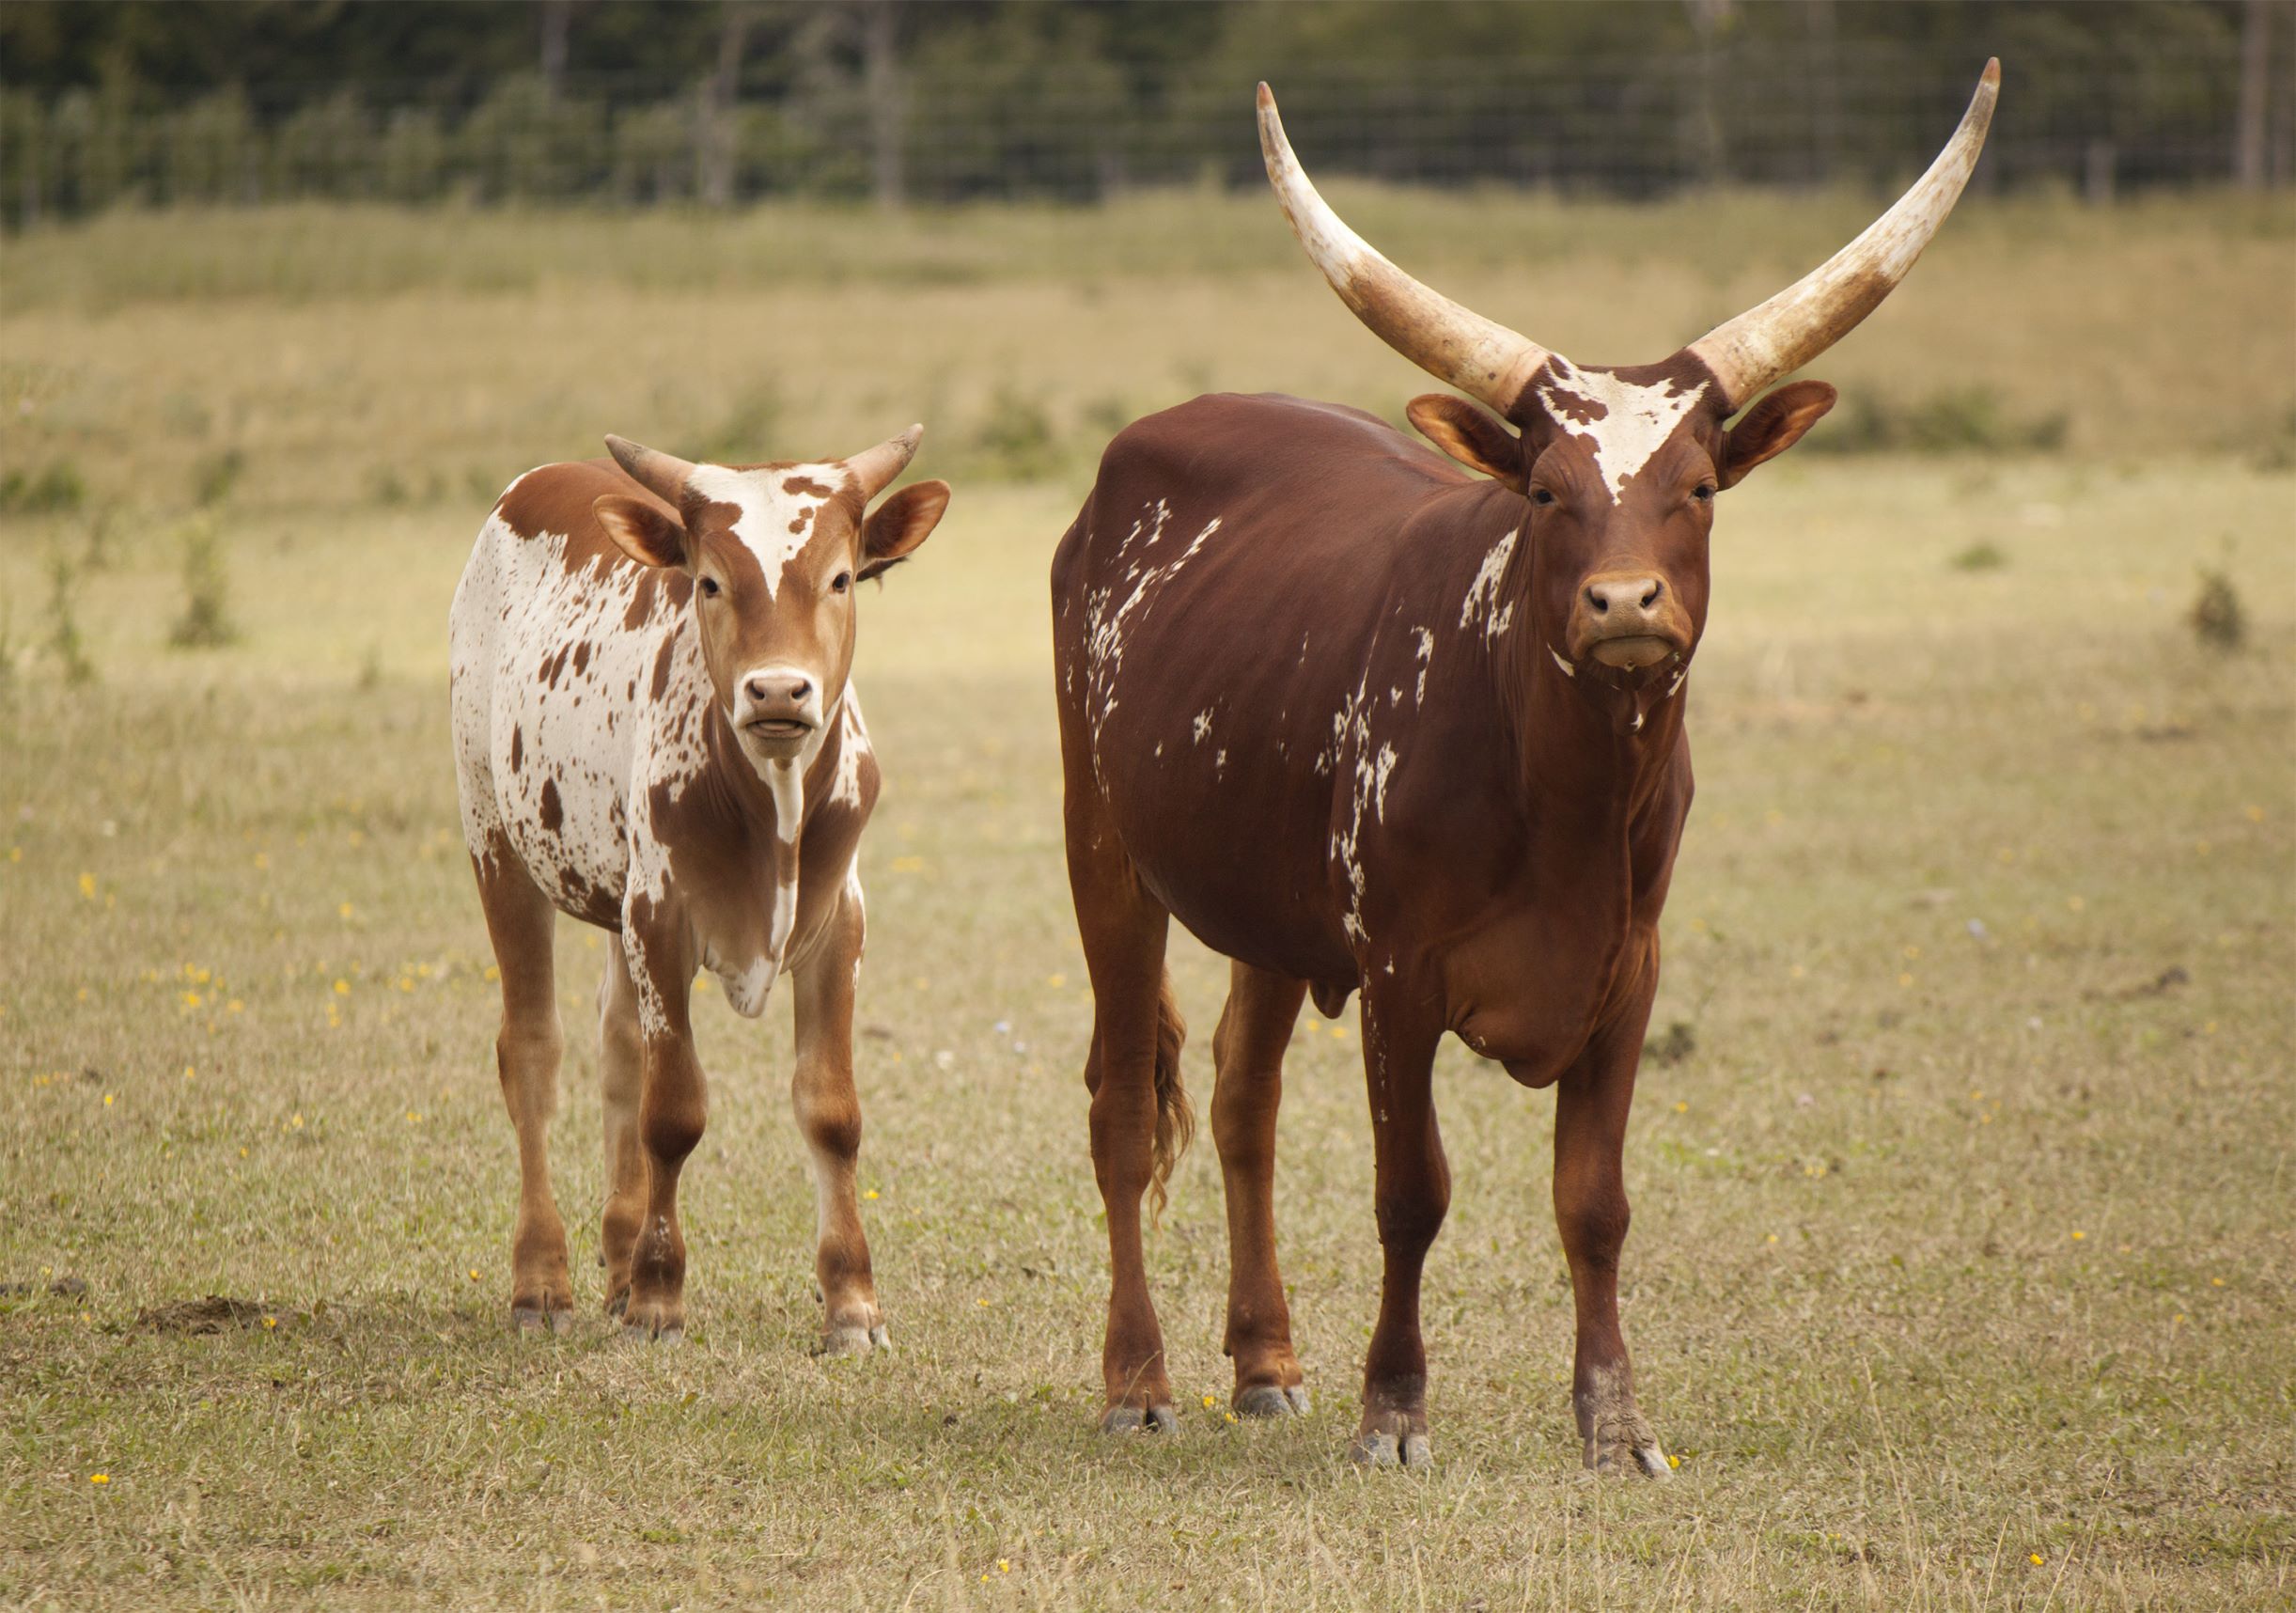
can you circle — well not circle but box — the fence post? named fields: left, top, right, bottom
left=2236, top=0, right=2271, bottom=187
left=864, top=0, right=905, bottom=209
left=2084, top=137, right=2116, bottom=205
left=697, top=3, right=751, bottom=208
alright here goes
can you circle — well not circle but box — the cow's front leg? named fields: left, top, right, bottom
left=790, top=882, right=886, bottom=1356
left=1353, top=987, right=1448, bottom=1467
left=622, top=923, right=705, bottom=1343
left=1554, top=946, right=1670, bottom=1478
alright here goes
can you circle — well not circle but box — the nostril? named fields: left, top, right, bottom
left=1640, top=581, right=1663, bottom=609
left=788, top=679, right=811, bottom=703
left=1586, top=588, right=1610, bottom=615
left=743, top=678, right=769, bottom=703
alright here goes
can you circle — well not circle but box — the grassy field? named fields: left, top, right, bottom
left=1, top=196, right=2292, bottom=1609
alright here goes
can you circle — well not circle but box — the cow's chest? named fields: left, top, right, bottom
left=1441, top=910, right=1646, bottom=1085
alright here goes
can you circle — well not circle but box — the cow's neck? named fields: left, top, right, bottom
left=700, top=701, right=815, bottom=853
left=1495, top=611, right=1685, bottom=904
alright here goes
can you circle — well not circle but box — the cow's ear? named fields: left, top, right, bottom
left=594, top=494, right=687, bottom=569
left=858, top=479, right=950, bottom=581
left=1407, top=394, right=1525, bottom=492
left=1717, top=381, right=1836, bottom=489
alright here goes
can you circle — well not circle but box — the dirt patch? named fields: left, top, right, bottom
left=135, top=1295, right=304, bottom=1334
left=2090, top=965, right=2191, bottom=1001
left=0, top=1276, right=89, bottom=1298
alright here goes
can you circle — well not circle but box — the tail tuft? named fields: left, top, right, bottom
left=1148, top=974, right=1192, bottom=1221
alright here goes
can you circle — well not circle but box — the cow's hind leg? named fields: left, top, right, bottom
left=1212, top=961, right=1310, bottom=1417
left=1067, top=795, right=1188, bottom=1434
left=597, top=936, right=645, bottom=1318
left=471, top=844, right=574, bottom=1336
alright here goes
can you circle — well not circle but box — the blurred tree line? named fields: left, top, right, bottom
left=0, top=0, right=2287, bottom=224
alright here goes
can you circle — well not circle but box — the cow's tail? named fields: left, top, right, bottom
left=1148, top=971, right=1193, bottom=1222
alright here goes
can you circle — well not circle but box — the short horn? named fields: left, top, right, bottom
left=1688, top=59, right=2000, bottom=411
left=603, top=434, right=697, bottom=505
left=1257, top=83, right=1550, bottom=414
left=845, top=423, right=924, bottom=501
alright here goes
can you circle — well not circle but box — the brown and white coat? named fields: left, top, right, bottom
left=450, top=429, right=947, bottom=1346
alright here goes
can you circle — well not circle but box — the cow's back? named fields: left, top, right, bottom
left=450, top=460, right=698, bottom=926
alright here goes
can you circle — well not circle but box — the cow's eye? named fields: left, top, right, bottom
left=698, top=575, right=721, bottom=598
left=1692, top=484, right=1716, bottom=503
left=1529, top=487, right=1557, bottom=508
left=830, top=571, right=852, bottom=595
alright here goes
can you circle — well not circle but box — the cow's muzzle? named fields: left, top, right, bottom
left=734, top=666, right=822, bottom=756
left=1569, top=572, right=1690, bottom=673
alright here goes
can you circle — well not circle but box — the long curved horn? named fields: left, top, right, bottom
left=1688, top=59, right=2000, bottom=411
left=1257, top=83, right=1550, bottom=414
left=844, top=424, right=924, bottom=501
left=603, top=434, right=697, bottom=505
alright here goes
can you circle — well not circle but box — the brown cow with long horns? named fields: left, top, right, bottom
left=1051, top=64, right=1999, bottom=1470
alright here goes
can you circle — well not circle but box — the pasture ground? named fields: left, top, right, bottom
left=1, top=195, right=2291, bottom=1609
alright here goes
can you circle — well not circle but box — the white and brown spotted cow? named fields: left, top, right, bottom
left=450, top=428, right=948, bottom=1347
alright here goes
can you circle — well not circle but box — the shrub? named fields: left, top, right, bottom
left=192, top=448, right=244, bottom=509
left=695, top=384, right=785, bottom=465
left=0, top=461, right=87, bottom=515
left=972, top=386, right=1061, bottom=480
left=2188, top=567, right=2244, bottom=652
left=167, top=516, right=239, bottom=650
left=43, top=548, right=94, bottom=684
left=1949, top=540, right=2007, bottom=572
left=1805, top=388, right=2068, bottom=457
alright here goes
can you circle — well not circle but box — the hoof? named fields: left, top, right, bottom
left=1101, top=1402, right=1178, bottom=1435
left=617, top=1321, right=683, bottom=1346
left=1351, top=1430, right=1432, bottom=1468
left=511, top=1305, right=574, bottom=1338
left=1235, top=1384, right=1310, bottom=1418
left=812, top=1322, right=892, bottom=1358
left=603, top=1287, right=630, bottom=1319
left=1585, top=1437, right=1672, bottom=1479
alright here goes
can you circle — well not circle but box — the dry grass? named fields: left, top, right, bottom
left=0, top=196, right=2291, bottom=1608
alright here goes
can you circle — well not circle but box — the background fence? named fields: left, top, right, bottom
left=4, top=1, right=2292, bottom=223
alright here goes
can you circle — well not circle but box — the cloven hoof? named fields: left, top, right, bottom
left=812, top=1322, right=893, bottom=1357
left=1101, top=1403, right=1179, bottom=1435
left=1234, top=1384, right=1311, bottom=1418
left=1351, top=1430, right=1433, bottom=1468
left=511, top=1305, right=574, bottom=1338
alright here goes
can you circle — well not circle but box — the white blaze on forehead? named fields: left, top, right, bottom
left=1535, top=359, right=1709, bottom=504
left=684, top=462, right=845, bottom=598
